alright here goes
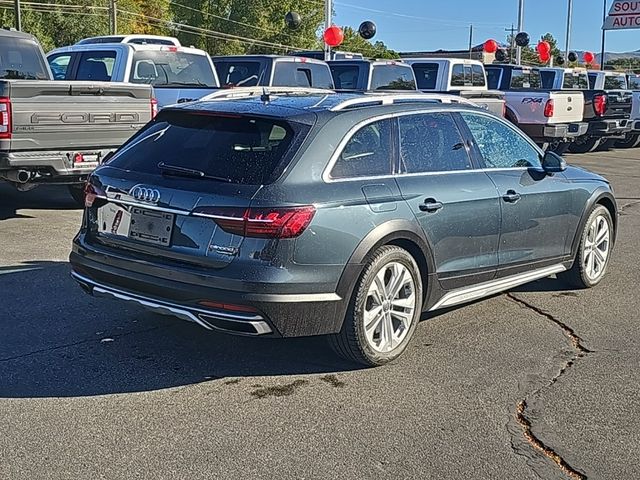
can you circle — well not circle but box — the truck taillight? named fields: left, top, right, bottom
left=151, top=98, right=159, bottom=119
left=0, top=97, right=11, bottom=139
left=594, top=93, right=607, bottom=117
left=193, top=206, right=316, bottom=239
left=544, top=99, right=555, bottom=118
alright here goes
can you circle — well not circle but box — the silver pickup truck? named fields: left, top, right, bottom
left=0, top=29, right=153, bottom=203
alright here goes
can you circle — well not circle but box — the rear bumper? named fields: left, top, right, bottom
left=586, top=118, right=633, bottom=138
left=69, top=239, right=351, bottom=338
left=632, top=120, right=640, bottom=132
left=520, top=122, right=588, bottom=142
left=0, top=149, right=115, bottom=183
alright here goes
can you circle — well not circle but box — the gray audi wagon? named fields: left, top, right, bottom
left=70, top=91, right=617, bottom=366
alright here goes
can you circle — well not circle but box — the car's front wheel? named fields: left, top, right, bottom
left=559, top=205, right=614, bottom=289
left=330, top=246, right=423, bottom=366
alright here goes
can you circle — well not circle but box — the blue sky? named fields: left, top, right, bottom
left=333, top=0, right=640, bottom=53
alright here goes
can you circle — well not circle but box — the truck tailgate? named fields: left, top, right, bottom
left=458, top=90, right=505, bottom=116
left=3, top=80, right=152, bottom=152
left=549, top=91, right=584, bottom=124
left=606, top=90, right=633, bottom=118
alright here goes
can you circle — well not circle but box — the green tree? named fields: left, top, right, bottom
left=339, top=27, right=397, bottom=59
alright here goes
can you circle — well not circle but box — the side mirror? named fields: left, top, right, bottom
left=542, top=150, right=567, bottom=174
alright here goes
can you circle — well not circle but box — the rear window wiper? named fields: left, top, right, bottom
left=157, top=162, right=231, bottom=183
left=160, top=81, right=212, bottom=87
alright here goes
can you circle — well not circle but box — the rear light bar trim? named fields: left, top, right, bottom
left=0, top=97, right=11, bottom=139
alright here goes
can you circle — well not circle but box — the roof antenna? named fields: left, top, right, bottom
left=260, top=87, right=271, bottom=103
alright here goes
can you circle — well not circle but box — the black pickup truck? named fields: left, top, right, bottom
left=540, top=67, right=632, bottom=153
left=328, top=59, right=417, bottom=91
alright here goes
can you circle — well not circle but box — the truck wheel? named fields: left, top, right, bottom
left=548, top=141, right=570, bottom=155
left=329, top=246, right=423, bottom=366
left=615, top=134, right=640, bottom=149
left=596, top=139, right=617, bottom=151
left=68, top=185, right=86, bottom=207
left=568, top=137, right=601, bottom=154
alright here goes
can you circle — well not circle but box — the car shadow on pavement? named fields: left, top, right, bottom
left=0, top=183, right=80, bottom=220
left=0, top=262, right=362, bottom=399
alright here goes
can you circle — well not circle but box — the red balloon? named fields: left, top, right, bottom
left=539, top=51, right=551, bottom=63
left=483, top=39, right=498, bottom=54
left=323, top=26, right=344, bottom=47
left=584, top=51, right=595, bottom=64
left=536, top=41, right=551, bottom=55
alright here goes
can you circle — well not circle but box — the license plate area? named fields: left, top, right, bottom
left=129, top=207, right=174, bottom=246
left=71, top=152, right=100, bottom=169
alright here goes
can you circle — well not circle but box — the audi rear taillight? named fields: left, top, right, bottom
left=84, top=182, right=106, bottom=208
left=594, top=94, right=607, bottom=117
left=0, top=97, right=11, bottom=139
left=151, top=98, right=159, bottom=119
left=193, top=206, right=316, bottom=239
left=544, top=99, right=555, bottom=118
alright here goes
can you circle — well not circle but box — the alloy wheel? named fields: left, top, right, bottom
left=583, top=214, right=611, bottom=281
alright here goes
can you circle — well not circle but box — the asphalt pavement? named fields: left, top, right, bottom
left=1, top=149, right=639, bottom=480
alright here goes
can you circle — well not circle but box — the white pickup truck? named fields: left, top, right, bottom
left=403, top=58, right=505, bottom=117
left=485, top=64, right=587, bottom=153
left=623, top=73, right=640, bottom=148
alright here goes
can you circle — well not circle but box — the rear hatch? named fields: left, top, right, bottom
left=548, top=91, right=585, bottom=124
left=85, top=108, right=311, bottom=269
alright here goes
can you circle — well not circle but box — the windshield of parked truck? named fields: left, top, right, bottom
left=215, top=60, right=263, bottom=87
left=0, top=36, right=49, bottom=80
left=129, top=50, right=217, bottom=88
left=604, top=75, right=627, bottom=90
left=563, top=72, right=589, bottom=89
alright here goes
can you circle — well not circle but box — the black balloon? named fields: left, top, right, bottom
left=515, top=32, right=530, bottom=47
left=568, top=51, right=578, bottom=62
left=556, top=55, right=565, bottom=66
left=285, top=11, right=302, bottom=30
left=359, top=21, right=377, bottom=40
left=495, top=49, right=507, bottom=62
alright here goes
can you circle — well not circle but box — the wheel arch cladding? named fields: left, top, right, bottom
left=571, top=189, right=618, bottom=259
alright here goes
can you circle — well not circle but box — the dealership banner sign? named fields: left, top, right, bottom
left=603, top=1, right=640, bottom=30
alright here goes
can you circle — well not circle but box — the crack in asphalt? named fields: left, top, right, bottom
left=506, top=293, right=591, bottom=480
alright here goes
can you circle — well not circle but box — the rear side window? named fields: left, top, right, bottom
left=215, top=61, right=262, bottom=87
left=370, top=65, right=416, bottom=90
left=629, top=75, right=640, bottom=90
left=75, top=51, right=116, bottom=81
left=485, top=68, right=501, bottom=90
left=411, top=63, right=439, bottom=90
left=604, top=75, right=627, bottom=89
left=511, top=69, right=541, bottom=89
left=588, top=73, right=597, bottom=89
left=399, top=113, right=472, bottom=173
left=129, top=51, right=217, bottom=88
left=330, top=119, right=394, bottom=179
left=107, top=112, right=303, bottom=185
left=0, top=37, right=49, bottom=80
left=330, top=64, right=361, bottom=89
left=471, top=64, right=486, bottom=87
left=48, top=53, right=72, bottom=80
left=273, top=62, right=334, bottom=89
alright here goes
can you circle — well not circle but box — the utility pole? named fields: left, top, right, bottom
left=468, top=24, right=473, bottom=59
left=324, top=0, right=332, bottom=61
left=110, top=0, right=117, bottom=35
left=565, top=0, right=573, bottom=62
left=13, top=0, right=21, bottom=31
left=600, top=0, right=607, bottom=70
left=516, top=0, right=525, bottom=65
left=505, top=24, right=517, bottom=63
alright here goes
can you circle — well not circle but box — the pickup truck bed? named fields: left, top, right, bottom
left=0, top=80, right=152, bottom=187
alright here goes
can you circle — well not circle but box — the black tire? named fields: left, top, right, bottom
left=559, top=205, right=614, bottom=289
left=68, top=184, right=85, bottom=207
left=615, top=134, right=640, bottom=149
left=329, top=245, right=423, bottom=366
left=596, top=138, right=617, bottom=151
left=548, top=141, right=570, bottom=156
left=568, top=137, right=601, bottom=154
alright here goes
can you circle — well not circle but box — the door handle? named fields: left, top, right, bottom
left=419, top=198, right=444, bottom=212
left=502, top=190, right=521, bottom=203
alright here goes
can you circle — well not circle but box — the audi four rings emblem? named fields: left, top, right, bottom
left=129, top=185, right=161, bottom=203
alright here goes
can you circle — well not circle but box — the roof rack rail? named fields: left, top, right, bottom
left=330, top=93, right=476, bottom=111
left=201, top=86, right=335, bottom=102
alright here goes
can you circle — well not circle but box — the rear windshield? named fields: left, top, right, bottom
left=0, top=37, right=49, bottom=80
left=629, top=75, right=640, bottom=90
left=604, top=75, right=627, bottom=89
left=215, top=60, right=263, bottom=87
left=370, top=65, right=416, bottom=90
left=272, top=61, right=334, bottom=89
left=511, top=69, right=541, bottom=89
left=107, top=112, right=303, bottom=185
left=451, top=64, right=486, bottom=88
left=129, top=50, right=217, bottom=88
left=411, top=63, right=439, bottom=90
left=330, top=64, right=361, bottom=89
left=563, top=72, right=589, bottom=89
